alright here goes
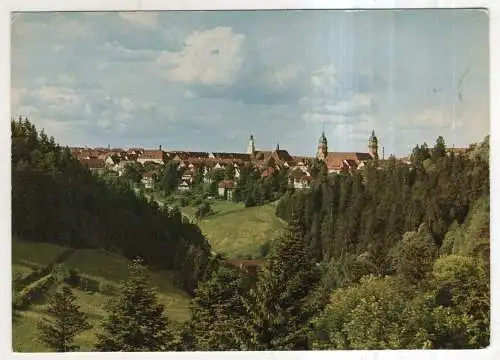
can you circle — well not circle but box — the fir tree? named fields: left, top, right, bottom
left=37, top=286, right=91, bottom=352
left=188, top=265, right=246, bottom=350
left=94, top=259, right=178, bottom=351
left=236, top=212, right=323, bottom=350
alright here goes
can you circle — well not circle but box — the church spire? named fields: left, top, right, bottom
left=368, top=130, right=379, bottom=160
left=317, top=129, right=328, bottom=161
left=247, top=134, right=256, bottom=156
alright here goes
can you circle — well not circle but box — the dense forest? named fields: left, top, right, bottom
left=12, top=117, right=490, bottom=350
left=276, top=135, right=490, bottom=348
left=11, top=118, right=214, bottom=294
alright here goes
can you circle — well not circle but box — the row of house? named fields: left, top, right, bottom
left=71, top=131, right=465, bottom=194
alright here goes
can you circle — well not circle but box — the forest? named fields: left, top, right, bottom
left=11, top=117, right=490, bottom=351
left=11, top=118, right=214, bottom=295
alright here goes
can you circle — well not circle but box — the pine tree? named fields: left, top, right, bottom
left=188, top=265, right=246, bottom=350
left=94, top=259, right=178, bottom=351
left=37, top=285, right=91, bottom=352
left=236, top=212, right=323, bottom=350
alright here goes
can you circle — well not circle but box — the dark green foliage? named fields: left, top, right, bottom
left=234, top=164, right=289, bottom=207
left=37, top=286, right=91, bottom=352
left=123, top=162, right=144, bottom=184
left=224, top=164, right=235, bottom=180
left=158, top=161, right=179, bottom=196
left=187, top=265, right=247, bottom=350
left=279, top=135, right=489, bottom=349
left=195, top=201, right=212, bottom=220
left=391, top=224, right=438, bottom=284
left=11, top=118, right=212, bottom=294
left=235, top=213, right=324, bottom=350
left=94, top=259, right=179, bottom=351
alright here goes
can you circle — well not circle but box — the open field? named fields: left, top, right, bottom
left=12, top=240, right=69, bottom=277
left=192, top=200, right=286, bottom=259
left=12, top=240, right=191, bottom=352
left=144, top=191, right=286, bottom=258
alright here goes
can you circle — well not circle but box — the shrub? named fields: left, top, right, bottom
left=52, top=263, right=72, bottom=283
left=98, top=281, right=116, bottom=296
left=179, top=197, right=188, bottom=207
left=14, top=274, right=55, bottom=310
left=77, top=276, right=100, bottom=294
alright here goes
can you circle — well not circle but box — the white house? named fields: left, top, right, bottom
left=177, top=180, right=190, bottom=192
left=141, top=171, right=157, bottom=189
left=218, top=180, right=236, bottom=200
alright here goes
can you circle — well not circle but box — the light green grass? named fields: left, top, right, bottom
left=12, top=242, right=192, bottom=352
left=193, top=200, right=285, bottom=258
left=12, top=241, right=68, bottom=269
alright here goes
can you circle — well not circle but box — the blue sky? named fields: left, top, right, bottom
left=11, top=9, right=489, bottom=157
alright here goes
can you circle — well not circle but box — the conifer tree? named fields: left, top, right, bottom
left=94, top=259, right=178, bottom=351
left=37, top=285, right=91, bottom=352
left=236, top=212, right=323, bottom=350
left=188, top=265, right=246, bottom=350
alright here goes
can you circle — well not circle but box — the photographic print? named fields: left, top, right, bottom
left=10, top=8, right=490, bottom=352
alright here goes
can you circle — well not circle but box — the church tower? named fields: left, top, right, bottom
left=247, top=134, right=256, bottom=156
left=368, top=130, right=379, bottom=160
left=317, top=131, right=328, bottom=161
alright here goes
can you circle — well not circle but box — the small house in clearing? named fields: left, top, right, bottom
left=218, top=179, right=236, bottom=200
left=141, top=171, right=157, bottom=189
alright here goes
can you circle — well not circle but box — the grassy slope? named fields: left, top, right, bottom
left=12, top=241, right=191, bottom=352
left=188, top=200, right=285, bottom=259
left=146, top=190, right=285, bottom=258
left=12, top=240, right=68, bottom=277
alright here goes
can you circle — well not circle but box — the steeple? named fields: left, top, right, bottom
left=368, top=130, right=379, bottom=160
left=247, top=134, right=256, bottom=156
left=317, top=130, right=328, bottom=161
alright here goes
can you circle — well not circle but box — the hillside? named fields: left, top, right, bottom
left=188, top=200, right=285, bottom=259
left=11, top=118, right=213, bottom=295
left=12, top=240, right=191, bottom=352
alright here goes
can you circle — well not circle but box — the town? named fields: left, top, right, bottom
left=72, top=131, right=391, bottom=195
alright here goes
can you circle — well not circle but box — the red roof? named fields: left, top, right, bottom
left=218, top=180, right=236, bottom=189
left=212, top=152, right=252, bottom=161
left=142, top=171, right=157, bottom=179
left=270, top=149, right=293, bottom=162
left=261, top=167, right=275, bottom=178
left=324, top=152, right=373, bottom=171
left=140, top=150, right=164, bottom=160
left=80, top=158, right=105, bottom=169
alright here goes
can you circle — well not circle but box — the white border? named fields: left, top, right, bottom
left=1, top=1, right=498, bottom=360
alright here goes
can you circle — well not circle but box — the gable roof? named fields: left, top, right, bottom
left=140, top=150, right=164, bottom=160
left=80, top=158, right=105, bottom=169
left=218, top=179, right=236, bottom=189
left=324, top=152, right=373, bottom=171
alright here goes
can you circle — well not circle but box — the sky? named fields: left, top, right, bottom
left=11, top=9, right=489, bottom=157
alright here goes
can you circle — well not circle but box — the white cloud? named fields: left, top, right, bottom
left=184, top=90, right=197, bottom=99
left=310, top=65, right=339, bottom=98
left=301, top=65, right=377, bottom=126
left=117, top=97, right=136, bottom=112
left=156, top=27, right=245, bottom=86
left=37, top=86, right=81, bottom=107
left=264, top=63, right=303, bottom=89
left=119, top=12, right=159, bottom=28
left=410, top=108, right=459, bottom=129
left=102, top=41, right=157, bottom=61
left=327, top=93, right=377, bottom=116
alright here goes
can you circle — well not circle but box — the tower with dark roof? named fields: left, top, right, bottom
left=317, top=131, right=328, bottom=161
left=368, top=130, right=378, bottom=160
left=247, top=134, right=256, bottom=156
